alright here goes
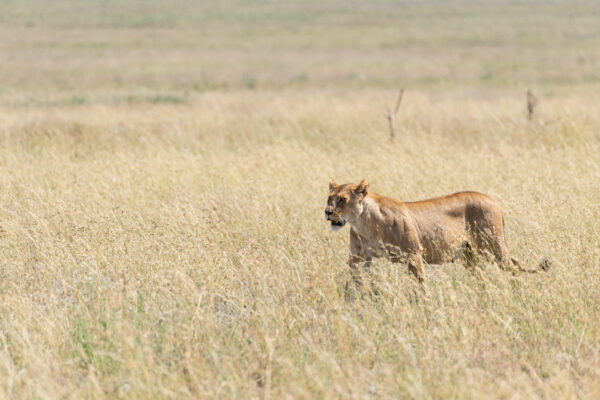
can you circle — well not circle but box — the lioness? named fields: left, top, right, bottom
left=325, top=179, right=550, bottom=285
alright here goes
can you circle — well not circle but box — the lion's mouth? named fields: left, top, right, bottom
left=330, top=220, right=346, bottom=231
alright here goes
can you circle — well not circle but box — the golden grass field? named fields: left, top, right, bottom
left=1, top=1, right=600, bottom=399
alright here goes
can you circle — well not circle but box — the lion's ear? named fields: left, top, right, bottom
left=329, top=179, right=338, bottom=192
left=356, top=178, right=369, bottom=196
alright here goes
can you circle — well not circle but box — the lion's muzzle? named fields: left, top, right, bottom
left=325, top=209, right=346, bottom=230
left=330, top=220, right=346, bottom=230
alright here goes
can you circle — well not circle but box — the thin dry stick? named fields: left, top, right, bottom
left=527, top=89, right=537, bottom=120
left=387, top=88, right=404, bottom=140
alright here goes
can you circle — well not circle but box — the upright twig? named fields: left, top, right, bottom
left=386, top=88, right=404, bottom=140
left=526, top=89, right=537, bottom=121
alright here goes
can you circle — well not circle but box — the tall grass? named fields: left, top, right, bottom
left=0, top=92, right=599, bottom=398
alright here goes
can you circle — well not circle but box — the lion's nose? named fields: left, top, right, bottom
left=325, top=209, right=333, bottom=216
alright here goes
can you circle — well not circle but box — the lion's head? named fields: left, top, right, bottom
left=324, top=179, right=369, bottom=231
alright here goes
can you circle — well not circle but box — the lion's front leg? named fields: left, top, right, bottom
left=349, top=227, right=370, bottom=288
left=348, top=253, right=364, bottom=287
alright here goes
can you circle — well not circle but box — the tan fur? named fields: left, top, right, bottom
left=325, top=179, right=549, bottom=286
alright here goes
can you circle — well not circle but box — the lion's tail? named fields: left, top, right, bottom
left=510, top=257, right=552, bottom=274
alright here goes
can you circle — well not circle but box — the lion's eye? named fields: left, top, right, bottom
left=337, top=198, right=346, bottom=206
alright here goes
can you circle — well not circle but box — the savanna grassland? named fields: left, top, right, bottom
left=1, top=1, right=600, bottom=399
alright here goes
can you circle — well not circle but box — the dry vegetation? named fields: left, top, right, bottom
left=1, top=1, right=599, bottom=399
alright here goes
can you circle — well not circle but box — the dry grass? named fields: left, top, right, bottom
left=1, top=0, right=600, bottom=398
left=0, top=91, right=599, bottom=399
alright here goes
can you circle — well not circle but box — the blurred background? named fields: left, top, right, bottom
left=2, top=0, right=600, bottom=104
